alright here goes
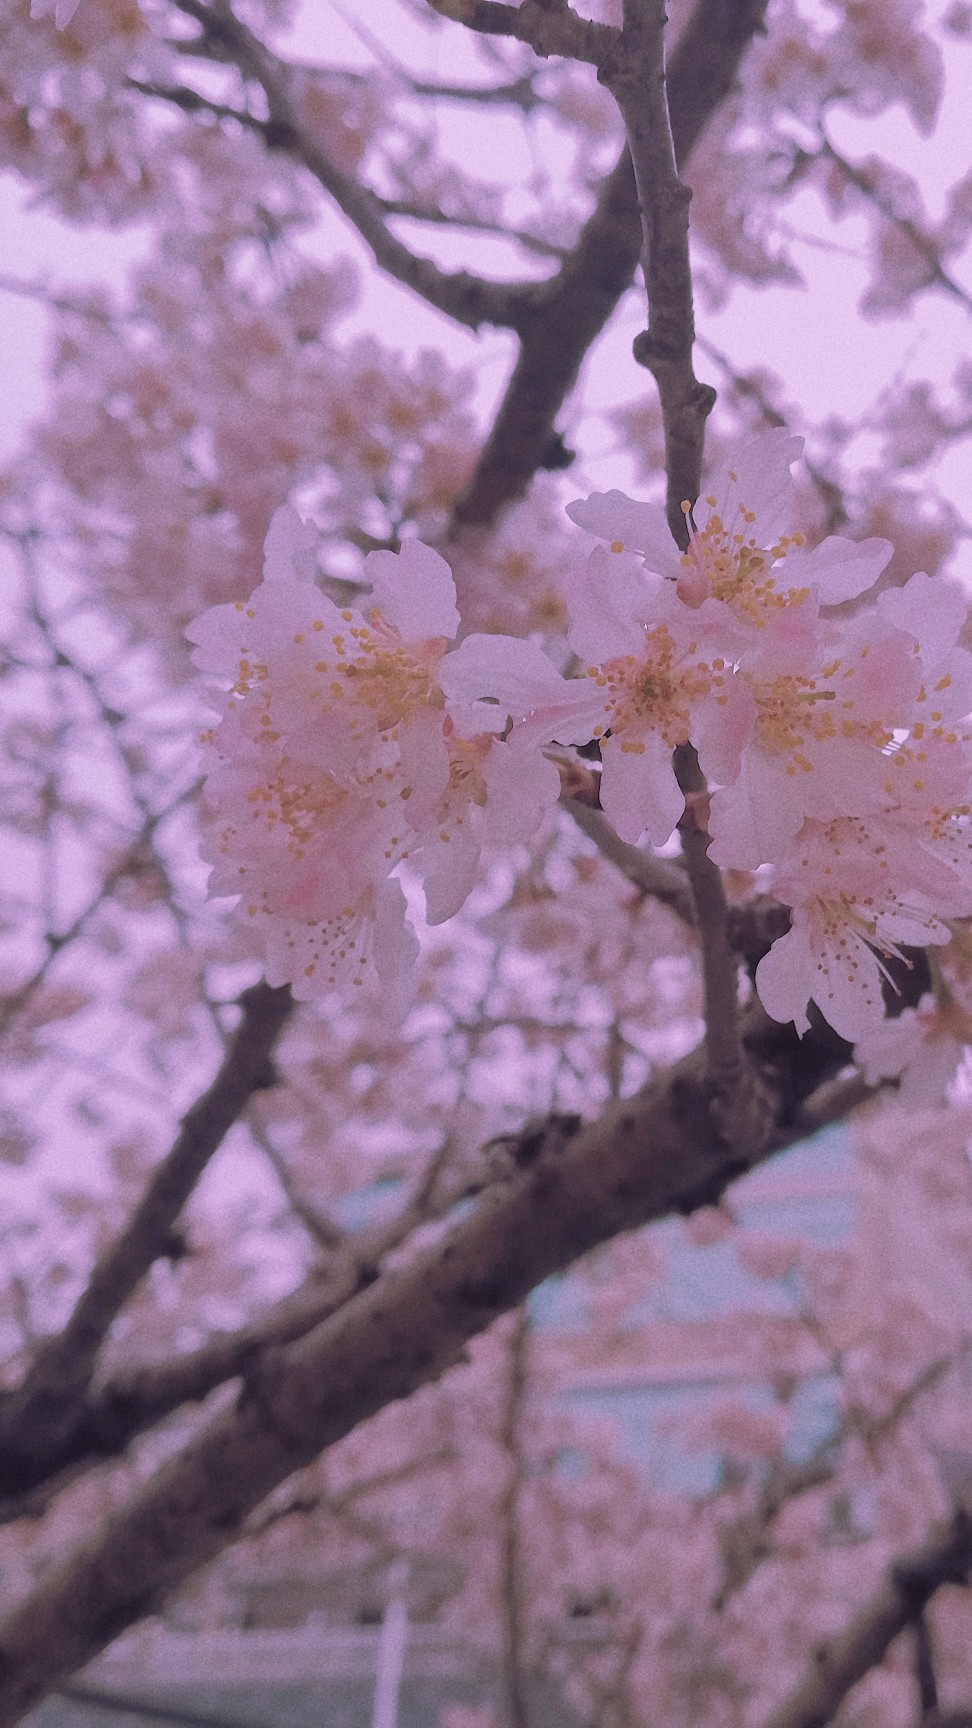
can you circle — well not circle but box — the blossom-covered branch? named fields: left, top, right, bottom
left=763, top=1509, right=972, bottom=1728
left=169, top=0, right=536, bottom=333
left=0, top=991, right=858, bottom=1723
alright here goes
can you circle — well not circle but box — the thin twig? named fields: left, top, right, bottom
left=606, top=0, right=715, bottom=540
left=498, top=1310, right=532, bottom=1728
left=560, top=789, right=697, bottom=926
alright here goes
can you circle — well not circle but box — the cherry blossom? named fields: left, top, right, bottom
left=754, top=814, right=970, bottom=1040
left=188, top=509, right=566, bottom=989
left=7, top=5, right=972, bottom=1720
left=567, top=431, right=893, bottom=626
left=706, top=605, right=922, bottom=870
left=853, top=994, right=967, bottom=1108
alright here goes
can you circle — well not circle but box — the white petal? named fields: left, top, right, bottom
left=713, top=431, right=802, bottom=544
left=566, top=491, right=679, bottom=573
left=481, top=745, right=561, bottom=846
left=566, top=546, right=667, bottom=664
left=877, top=570, right=970, bottom=669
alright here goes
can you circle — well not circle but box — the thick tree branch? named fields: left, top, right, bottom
left=0, top=996, right=866, bottom=1724
left=0, top=981, right=293, bottom=1498
left=762, top=1510, right=972, bottom=1728
left=0, top=1136, right=475, bottom=1510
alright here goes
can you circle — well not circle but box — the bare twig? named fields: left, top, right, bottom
left=0, top=789, right=199, bottom=1040
left=606, top=0, right=715, bottom=540
left=559, top=762, right=791, bottom=962
left=712, top=1447, right=838, bottom=1612
left=498, top=1310, right=532, bottom=1728
left=559, top=784, right=697, bottom=927
left=424, top=0, right=618, bottom=68
left=450, top=0, right=770, bottom=527
left=248, top=1118, right=346, bottom=1251
left=124, top=76, right=268, bottom=132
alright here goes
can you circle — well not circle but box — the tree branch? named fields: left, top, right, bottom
left=0, top=1136, right=474, bottom=1510
left=762, top=1510, right=972, bottom=1728
left=558, top=764, right=697, bottom=927
left=0, top=981, right=293, bottom=1498
left=817, top=135, right=972, bottom=317
left=167, top=0, right=537, bottom=333
left=674, top=746, right=774, bottom=1153
left=451, top=0, right=769, bottom=529
left=558, top=761, right=792, bottom=961
left=0, top=994, right=868, bottom=1723
left=425, top=0, right=618, bottom=69
left=150, top=0, right=767, bottom=529
left=607, top=0, right=715, bottom=539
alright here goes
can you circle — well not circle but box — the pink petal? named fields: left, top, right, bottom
left=565, top=545, right=668, bottom=664
left=263, top=506, right=320, bottom=584
left=599, top=732, right=684, bottom=846
left=566, top=491, right=678, bottom=573
left=364, top=541, right=459, bottom=640
left=439, top=633, right=571, bottom=723
left=754, top=928, right=812, bottom=1036
left=790, top=535, right=892, bottom=604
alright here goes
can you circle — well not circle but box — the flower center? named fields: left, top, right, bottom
left=589, top=626, right=713, bottom=749
left=678, top=497, right=809, bottom=622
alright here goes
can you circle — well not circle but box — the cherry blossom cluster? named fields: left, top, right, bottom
left=189, top=430, right=972, bottom=1048
left=188, top=507, right=565, bottom=997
